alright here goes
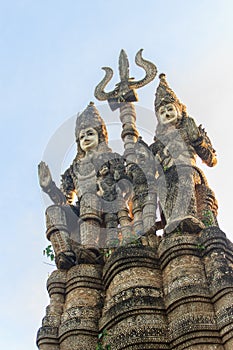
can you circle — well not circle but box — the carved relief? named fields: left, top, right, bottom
left=37, top=50, right=233, bottom=350
left=150, top=73, right=218, bottom=233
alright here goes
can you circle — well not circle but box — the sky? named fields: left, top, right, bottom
left=0, top=1, right=233, bottom=349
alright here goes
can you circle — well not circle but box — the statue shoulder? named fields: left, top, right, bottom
left=61, top=165, right=75, bottom=194
left=181, top=117, right=217, bottom=167
left=150, top=138, right=165, bottom=155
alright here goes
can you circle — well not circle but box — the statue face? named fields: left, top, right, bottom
left=79, top=127, right=99, bottom=152
left=158, top=103, right=179, bottom=125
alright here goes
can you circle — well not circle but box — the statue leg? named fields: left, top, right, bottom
left=196, top=182, right=218, bottom=228
left=158, top=167, right=205, bottom=233
left=104, top=211, right=119, bottom=248
left=46, top=205, right=76, bottom=270
left=79, top=193, right=103, bottom=263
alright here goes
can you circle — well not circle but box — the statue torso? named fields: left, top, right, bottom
left=62, top=152, right=122, bottom=202
left=152, top=125, right=197, bottom=171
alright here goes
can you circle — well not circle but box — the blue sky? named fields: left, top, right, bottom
left=1, top=1, right=233, bottom=349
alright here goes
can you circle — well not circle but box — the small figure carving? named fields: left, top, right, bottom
left=150, top=74, right=218, bottom=233
left=96, top=156, right=128, bottom=248
left=126, top=138, right=157, bottom=239
left=38, top=102, right=125, bottom=269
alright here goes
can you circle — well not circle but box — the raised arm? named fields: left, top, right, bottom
left=184, top=117, right=217, bottom=167
left=38, top=161, right=67, bottom=205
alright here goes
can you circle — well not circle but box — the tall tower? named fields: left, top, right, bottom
left=37, top=51, right=233, bottom=350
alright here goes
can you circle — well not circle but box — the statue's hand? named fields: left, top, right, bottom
left=38, top=161, right=53, bottom=189
left=185, top=117, right=201, bottom=144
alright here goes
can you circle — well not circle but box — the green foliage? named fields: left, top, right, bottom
left=104, top=249, right=112, bottom=258
left=130, top=238, right=143, bottom=246
left=176, top=227, right=182, bottom=235
left=121, top=230, right=143, bottom=246
left=196, top=243, right=205, bottom=251
left=96, top=329, right=111, bottom=350
left=96, top=345, right=111, bottom=350
left=43, top=244, right=55, bottom=262
left=202, top=209, right=214, bottom=227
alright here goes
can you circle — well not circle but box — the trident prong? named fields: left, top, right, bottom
left=94, top=49, right=157, bottom=110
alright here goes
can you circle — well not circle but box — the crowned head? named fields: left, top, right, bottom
left=154, top=74, right=187, bottom=126
left=75, top=102, right=110, bottom=158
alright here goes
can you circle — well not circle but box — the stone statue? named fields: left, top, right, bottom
left=150, top=74, right=218, bottom=233
left=37, top=52, right=233, bottom=350
left=38, top=102, right=125, bottom=269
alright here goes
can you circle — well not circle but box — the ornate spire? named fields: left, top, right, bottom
left=154, top=73, right=186, bottom=114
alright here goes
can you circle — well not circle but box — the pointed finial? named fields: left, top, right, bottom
left=154, top=73, right=186, bottom=114
left=94, top=49, right=157, bottom=110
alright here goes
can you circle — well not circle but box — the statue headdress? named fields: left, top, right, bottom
left=75, top=102, right=111, bottom=158
left=154, top=73, right=186, bottom=115
left=75, top=102, right=108, bottom=143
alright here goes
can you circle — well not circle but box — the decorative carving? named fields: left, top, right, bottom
left=94, top=49, right=157, bottom=110
left=150, top=73, right=218, bottom=233
left=37, top=51, right=233, bottom=350
left=127, top=138, right=157, bottom=240
left=38, top=102, right=128, bottom=269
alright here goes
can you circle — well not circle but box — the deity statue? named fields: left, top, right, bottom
left=38, top=51, right=219, bottom=273
left=38, top=102, right=125, bottom=269
left=150, top=74, right=218, bottom=233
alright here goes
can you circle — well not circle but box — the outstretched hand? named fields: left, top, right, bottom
left=38, top=161, right=52, bottom=189
left=185, top=117, right=201, bottom=143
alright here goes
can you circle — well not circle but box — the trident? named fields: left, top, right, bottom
left=94, top=49, right=157, bottom=110
left=94, top=50, right=158, bottom=244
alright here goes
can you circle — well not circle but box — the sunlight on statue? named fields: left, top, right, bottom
left=38, top=52, right=219, bottom=271
left=38, top=102, right=125, bottom=269
left=79, top=127, right=99, bottom=154
left=150, top=74, right=218, bottom=233
left=158, top=103, right=179, bottom=126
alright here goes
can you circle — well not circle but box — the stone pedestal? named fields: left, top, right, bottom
left=37, top=265, right=103, bottom=350
left=158, top=231, right=224, bottom=350
left=201, top=227, right=233, bottom=350
left=37, top=227, right=233, bottom=350
left=37, top=270, right=66, bottom=350
left=100, top=245, right=169, bottom=349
